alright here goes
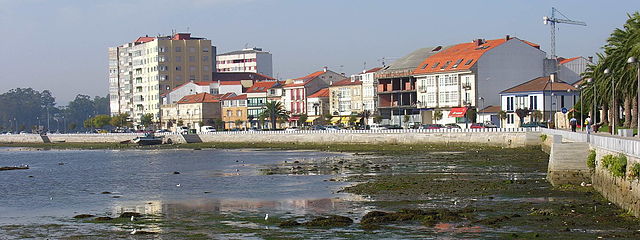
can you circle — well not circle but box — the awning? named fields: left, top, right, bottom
left=449, top=107, right=468, bottom=117
left=288, top=116, right=300, bottom=122
left=330, top=117, right=341, bottom=123
left=305, top=116, right=319, bottom=123
left=340, top=117, right=351, bottom=124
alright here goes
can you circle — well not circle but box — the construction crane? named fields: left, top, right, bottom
left=543, top=7, right=586, bottom=60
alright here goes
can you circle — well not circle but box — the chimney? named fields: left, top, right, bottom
left=550, top=73, right=556, bottom=82
left=330, top=81, right=333, bottom=86
left=473, top=39, right=485, bottom=46
left=350, top=77, right=355, bottom=82
left=588, top=56, right=593, bottom=62
left=505, top=35, right=510, bottom=41
left=323, top=66, right=328, bottom=72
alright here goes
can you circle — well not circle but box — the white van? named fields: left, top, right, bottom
left=200, top=126, right=216, bottom=132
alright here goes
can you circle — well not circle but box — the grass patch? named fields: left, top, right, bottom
left=629, top=163, right=640, bottom=179
left=587, top=149, right=596, bottom=169
left=601, top=154, right=627, bottom=178
left=540, top=134, right=547, bottom=142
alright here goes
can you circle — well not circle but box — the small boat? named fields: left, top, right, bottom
left=0, top=165, right=29, bottom=171
left=132, top=133, right=163, bottom=146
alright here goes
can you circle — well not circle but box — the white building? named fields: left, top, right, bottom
left=557, top=56, right=593, bottom=84
left=350, top=67, right=381, bottom=118
left=108, top=33, right=215, bottom=124
left=216, top=48, right=273, bottom=77
left=500, top=74, right=578, bottom=128
left=413, top=36, right=546, bottom=126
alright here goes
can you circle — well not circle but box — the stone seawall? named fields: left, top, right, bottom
left=0, top=132, right=541, bottom=147
left=592, top=147, right=640, bottom=217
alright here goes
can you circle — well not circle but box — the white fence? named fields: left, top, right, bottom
left=542, top=128, right=640, bottom=158
left=196, top=127, right=539, bottom=135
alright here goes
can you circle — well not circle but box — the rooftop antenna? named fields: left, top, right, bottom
left=244, top=43, right=249, bottom=49
left=543, top=7, right=586, bottom=60
left=186, top=26, right=190, bottom=33
left=363, top=61, right=367, bottom=72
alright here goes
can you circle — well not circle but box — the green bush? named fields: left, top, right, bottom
left=630, top=163, right=640, bottom=179
left=601, top=154, right=627, bottom=178
left=587, top=150, right=596, bottom=169
left=540, top=134, right=547, bottom=142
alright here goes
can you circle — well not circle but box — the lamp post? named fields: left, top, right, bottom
left=604, top=68, right=615, bottom=135
left=580, top=85, right=584, bottom=131
left=478, top=97, right=484, bottom=123
left=628, top=57, right=640, bottom=137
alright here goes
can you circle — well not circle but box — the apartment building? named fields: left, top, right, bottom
left=350, top=67, right=381, bottom=115
left=413, top=36, right=546, bottom=126
left=375, top=46, right=450, bottom=126
left=216, top=48, right=273, bottom=77
left=245, top=81, right=281, bottom=127
left=329, top=78, right=363, bottom=122
left=222, top=94, right=248, bottom=129
left=557, top=56, right=593, bottom=84
left=283, top=68, right=345, bottom=119
left=160, top=92, right=223, bottom=131
left=109, top=33, right=215, bottom=125
left=306, top=88, right=330, bottom=125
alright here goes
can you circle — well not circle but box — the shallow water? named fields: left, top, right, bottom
left=0, top=148, right=352, bottom=225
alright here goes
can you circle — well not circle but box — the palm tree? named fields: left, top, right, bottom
left=498, top=110, right=507, bottom=127
left=261, top=101, right=289, bottom=130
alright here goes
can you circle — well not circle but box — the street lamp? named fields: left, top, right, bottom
left=478, top=97, right=484, bottom=123
left=588, top=78, right=597, bottom=126
left=604, top=68, right=615, bottom=135
left=628, top=57, right=640, bottom=137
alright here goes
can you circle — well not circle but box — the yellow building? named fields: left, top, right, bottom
left=329, top=78, right=363, bottom=125
left=221, top=94, right=248, bottom=130
left=160, top=93, right=224, bottom=131
left=109, top=33, right=215, bottom=126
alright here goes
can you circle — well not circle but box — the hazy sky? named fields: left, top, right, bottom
left=0, top=0, right=636, bottom=105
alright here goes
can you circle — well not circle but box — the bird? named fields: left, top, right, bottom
left=130, top=229, right=137, bottom=235
left=176, top=184, right=181, bottom=187
left=264, top=213, right=269, bottom=221
left=131, top=216, right=135, bottom=221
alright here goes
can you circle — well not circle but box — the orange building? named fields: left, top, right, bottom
left=221, top=94, right=248, bottom=130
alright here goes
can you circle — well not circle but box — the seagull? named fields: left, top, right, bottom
left=176, top=184, right=181, bottom=187
left=264, top=213, right=269, bottom=221
left=130, top=229, right=137, bottom=235
left=131, top=216, right=135, bottom=221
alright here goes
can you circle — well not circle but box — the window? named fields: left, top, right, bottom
left=175, top=56, right=182, bottom=62
left=441, top=61, right=451, bottom=69
left=203, top=75, right=210, bottom=81
left=432, top=62, right=440, bottom=69
left=175, top=47, right=182, bottom=52
left=506, top=97, right=514, bottom=111
left=189, top=66, right=196, bottom=72
left=227, top=110, right=232, bottom=117
left=158, top=55, right=166, bottom=62
left=452, top=59, right=463, bottom=68
left=189, top=56, right=195, bottom=62
left=465, top=59, right=474, bottom=65
left=158, top=46, right=167, bottom=53
left=189, top=47, right=196, bottom=53
left=237, top=110, right=242, bottom=117
left=421, top=63, right=429, bottom=69
left=202, top=56, right=209, bottom=62
left=203, top=47, right=209, bottom=52
left=203, top=66, right=209, bottom=71
left=561, top=96, right=565, bottom=108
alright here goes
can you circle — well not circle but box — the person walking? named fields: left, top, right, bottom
left=570, top=116, right=577, bottom=132
left=585, top=116, right=592, bottom=133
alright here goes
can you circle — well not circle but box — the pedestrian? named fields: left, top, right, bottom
left=585, top=116, right=592, bottom=133
left=570, top=116, right=577, bottom=132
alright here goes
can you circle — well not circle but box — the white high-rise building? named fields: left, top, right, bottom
left=108, top=33, right=215, bottom=124
left=216, top=48, right=273, bottom=77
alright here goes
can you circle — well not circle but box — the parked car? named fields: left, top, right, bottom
left=484, top=121, right=498, bottom=128
left=155, top=129, right=170, bottom=133
left=324, top=125, right=340, bottom=131
left=284, top=127, right=299, bottom=132
left=310, top=125, right=325, bottom=131
left=385, top=125, right=403, bottom=129
left=520, top=122, right=547, bottom=128
left=176, top=126, right=189, bottom=134
left=419, top=124, right=444, bottom=129
left=200, top=125, right=216, bottom=132
left=445, top=123, right=461, bottom=129
left=470, top=123, right=485, bottom=129
left=247, top=127, right=259, bottom=132
left=370, top=125, right=388, bottom=130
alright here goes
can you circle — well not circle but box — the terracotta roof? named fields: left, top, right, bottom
left=177, top=93, right=220, bottom=104
left=376, top=46, right=452, bottom=78
left=224, top=94, right=247, bottom=100
left=214, top=72, right=275, bottom=81
left=215, top=92, right=236, bottom=100
left=478, top=105, right=501, bottom=113
left=559, top=57, right=581, bottom=65
left=245, top=81, right=279, bottom=93
left=413, top=38, right=540, bottom=75
left=307, top=88, right=330, bottom=98
left=501, top=76, right=577, bottom=93
left=134, top=37, right=155, bottom=43
left=364, top=67, right=382, bottom=74
left=294, top=71, right=325, bottom=81
left=219, top=81, right=242, bottom=86
left=331, top=78, right=361, bottom=87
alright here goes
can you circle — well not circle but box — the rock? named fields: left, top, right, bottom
left=173, top=171, right=180, bottom=174
left=101, top=191, right=111, bottom=194
left=73, top=214, right=95, bottom=219
left=94, top=217, right=113, bottom=221
left=278, top=219, right=301, bottom=227
left=304, top=215, right=353, bottom=227
left=119, top=212, right=142, bottom=218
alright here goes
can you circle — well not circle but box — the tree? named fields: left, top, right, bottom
left=323, top=113, right=334, bottom=125
left=531, top=110, right=543, bottom=122
left=213, top=118, right=225, bottom=130
left=262, top=101, right=289, bottom=130
left=515, top=108, right=530, bottom=125
left=68, top=123, right=77, bottom=131
left=372, top=115, right=383, bottom=124
left=83, top=118, right=94, bottom=129
left=234, top=119, right=244, bottom=129
left=433, top=110, right=443, bottom=122
left=403, top=115, right=411, bottom=128
left=297, top=114, right=308, bottom=127
left=110, top=113, right=131, bottom=128
left=140, top=113, right=154, bottom=128
left=465, top=108, right=477, bottom=123
left=361, top=110, right=371, bottom=126
left=247, top=115, right=255, bottom=128
left=92, top=115, right=111, bottom=128
left=348, top=115, right=358, bottom=126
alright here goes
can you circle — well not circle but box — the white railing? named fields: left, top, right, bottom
left=542, top=128, right=640, bottom=158
left=196, top=127, right=539, bottom=135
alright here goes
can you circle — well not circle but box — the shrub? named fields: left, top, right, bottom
left=587, top=150, right=596, bottom=169
left=630, top=163, right=640, bottom=179
left=540, top=134, right=547, bottom=142
left=601, top=154, right=627, bottom=178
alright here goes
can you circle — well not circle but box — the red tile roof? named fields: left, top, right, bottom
left=478, top=105, right=501, bottom=113
left=177, top=93, right=220, bottom=104
left=224, top=94, right=247, bottom=100
left=559, top=57, right=580, bottom=65
left=307, top=88, right=330, bottom=98
left=331, top=78, right=361, bottom=87
left=364, top=67, right=382, bottom=74
left=294, top=71, right=325, bottom=81
left=134, top=37, right=155, bottom=44
left=245, top=81, right=279, bottom=93
left=219, top=81, right=242, bottom=86
left=413, top=38, right=540, bottom=75
left=501, top=76, right=577, bottom=93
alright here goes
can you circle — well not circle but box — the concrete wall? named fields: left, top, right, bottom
left=591, top=147, right=640, bottom=217
left=546, top=135, right=591, bottom=185
left=0, top=134, right=45, bottom=143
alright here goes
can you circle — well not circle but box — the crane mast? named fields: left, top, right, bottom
left=543, top=7, right=587, bottom=60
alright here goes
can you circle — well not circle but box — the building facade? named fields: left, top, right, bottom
left=216, top=48, right=273, bottom=77
left=306, top=88, right=330, bottom=125
left=109, top=33, right=215, bottom=125
left=245, top=81, right=281, bottom=127
left=329, top=78, right=363, bottom=118
left=413, top=36, right=546, bottom=126
left=160, top=92, right=222, bottom=131
left=283, top=68, right=345, bottom=118
left=221, top=94, right=248, bottom=129
left=351, top=67, right=381, bottom=117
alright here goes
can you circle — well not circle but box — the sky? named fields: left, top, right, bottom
left=0, top=0, right=637, bottom=105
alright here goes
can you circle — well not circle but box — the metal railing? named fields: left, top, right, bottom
left=542, top=128, right=640, bottom=158
left=197, top=127, right=539, bottom=135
